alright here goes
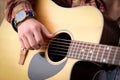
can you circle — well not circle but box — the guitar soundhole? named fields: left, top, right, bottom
left=48, top=32, right=71, bottom=62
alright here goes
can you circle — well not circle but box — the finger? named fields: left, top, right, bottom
left=26, top=32, right=40, bottom=50
left=18, top=38, right=29, bottom=65
left=33, top=28, right=44, bottom=46
left=41, top=24, right=54, bottom=39
left=21, top=35, right=31, bottom=49
left=19, top=38, right=25, bottom=49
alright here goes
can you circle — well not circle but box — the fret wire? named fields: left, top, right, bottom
left=106, top=46, right=112, bottom=64
left=112, top=47, right=118, bottom=64
left=90, top=44, right=96, bottom=61
left=88, top=45, right=96, bottom=60
left=100, top=45, right=106, bottom=63
left=81, top=42, right=88, bottom=60
left=78, top=41, right=87, bottom=60
left=73, top=42, right=79, bottom=59
left=85, top=43, right=92, bottom=60
left=102, top=46, right=110, bottom=64
left=72, top=41, right=78, bottom=58
left=76, top=42, right=83, bottom=59
left=71, top=41, right=76, bottom=57
left=83, top=43, right=88, bottom=60
left=67, top=41, right=73, bottom=57
left=82, top=42, right=89, bottom=60
left=68, top=41, right=82, bottom=59
left=96, top=45, right=105, bottom=62
left=91, top=46, right=99, bottom=62
left=115, top=47, right=120, bottom=65
left=118, top=47, right=120, bottom=65
left=109, top=47, right=117, bottom=64
left=75, top=41, right=82, bottom=59
left=86, top=44, right=93, bottom=60
left=94, top=45, right=103, bottom=61
left=69, top=41, right=87, bottom=60
left=71, top=41, right=75, bottom=57
left=82, top=42, right=95, bottom=61
left=94, top=45, right=101, bottom=62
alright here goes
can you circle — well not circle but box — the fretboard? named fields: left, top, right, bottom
left=67, top=40, right=120, bottom=66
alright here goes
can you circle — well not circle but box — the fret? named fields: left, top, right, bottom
left=84, top=43, right=90, bottom=60
left=112, top=46, right=118, bottom=64
left=67, top=41, right=73, bottom=58
left=114, top=47, right=120, bottom=65
left=101, top=46, right=110, bottom=64
left=87, top=49, right=94, bottom=60
left=76, top=42, right=82, bottom=59
left=91, top=47, right=98, bottom=63
left=96, top=45, right=105, bottom=63
left=80, top=42, right=86, bottom=60
left=109, top=47, right=117, bottom=65
left=75, top=41, right=82, bottom=59
left=95, top=45, right=101, bottom=62
left=69, top=41, right=75, bottom=57
left=83, top=42, right=92, bottom=60
left=86, top=44, right=95, bottom=61
left=90, top=44, right=96, bottom=61
left=89, top=50, right=94, bottom=60
left=100, top=45, right=106, bottom=63
left=72, top=41, right=85, bottom=59
left=106, top=46, right=112, bottom=64
left=118, top=48, right=120, bottom=66
left=77, top=42, right=84, bottom=60
left=71, top=41, right=78, bottom=58
left=85, top=43, right=91, bottom=60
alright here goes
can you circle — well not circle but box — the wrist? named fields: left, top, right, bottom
left=12, top=10, right=35, bottom=32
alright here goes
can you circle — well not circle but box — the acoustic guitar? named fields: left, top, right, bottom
left=0, top=0, right=119, bottom=80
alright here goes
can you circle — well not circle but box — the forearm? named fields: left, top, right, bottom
left=5, top=0, right=34, bottom=23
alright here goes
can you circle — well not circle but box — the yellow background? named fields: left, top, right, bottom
left=0, top=19, right=29, bottom=80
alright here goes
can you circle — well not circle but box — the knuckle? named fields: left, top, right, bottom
left=37, top=39, right=41, bottom=44
left=26, top=45, right=31, bottom=49
left=31, top=25, right=38, bottom=31
left=25, top=30, right=31, bottom=35
left=31, top=44, right=40, bottom=50
left=31, top=43, right=36, bottom=48
left=38, top=40, right=44, bottom=46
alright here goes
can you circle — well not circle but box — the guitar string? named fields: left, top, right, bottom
left=46, top=38, right=120, bottom=65
left=48, top=43, right=120, bottom=65
left=48, top=38, right=120, bottom=55
left=45, top=38, right=120, bottom=59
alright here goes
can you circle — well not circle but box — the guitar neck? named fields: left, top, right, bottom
left=67, top=40, right=120, bottom=66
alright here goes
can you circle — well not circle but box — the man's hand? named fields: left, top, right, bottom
left=18, top=18, right=53, bottom=50
left=17, top=18, right=54, bottom=65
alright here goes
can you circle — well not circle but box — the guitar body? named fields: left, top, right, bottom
left=0, top=0, right=105, bottom=80
left=28, top=0, right=104, bottom=80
